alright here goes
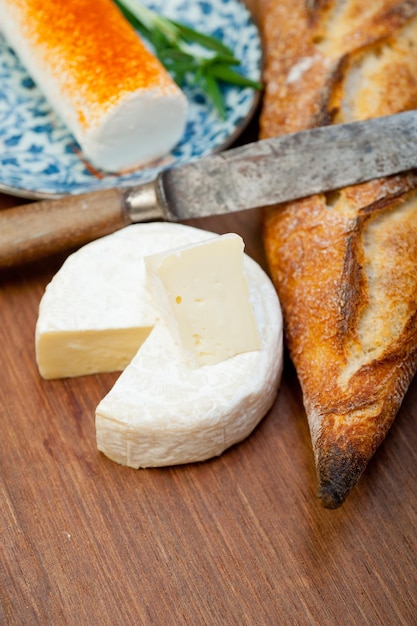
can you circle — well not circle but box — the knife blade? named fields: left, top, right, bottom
left=1, top=110, right=417, bottom=268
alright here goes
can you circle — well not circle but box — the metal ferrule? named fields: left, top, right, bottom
left=124, top=178, right=171, bottom=223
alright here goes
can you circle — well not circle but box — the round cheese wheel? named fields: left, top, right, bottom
left=36, top=222, right=283, bottom=467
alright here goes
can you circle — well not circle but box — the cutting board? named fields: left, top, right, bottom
left=1, top=163, right=417, bottom=624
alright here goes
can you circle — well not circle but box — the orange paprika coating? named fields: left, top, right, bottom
left=10, top=0, right=178, bottom=127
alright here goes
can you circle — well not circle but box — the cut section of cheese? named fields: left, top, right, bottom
left=36, top=223, right=216, bottom=379
left=96, top=252, right=283, bottom=468
left=145, top=233, right=261, bottom=368
left=0, top=0, right=188, bottom=171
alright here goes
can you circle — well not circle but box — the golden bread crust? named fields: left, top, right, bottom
left=258, top=0, right=417, bottom=506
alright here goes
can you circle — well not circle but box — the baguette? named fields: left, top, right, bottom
left=258, top=0, right=417, bottom=507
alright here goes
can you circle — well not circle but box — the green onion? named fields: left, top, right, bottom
left=114, top=0, right=263, bottom=118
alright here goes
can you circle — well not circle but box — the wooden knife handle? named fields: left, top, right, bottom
left=0, top=188, right=131, bottom=268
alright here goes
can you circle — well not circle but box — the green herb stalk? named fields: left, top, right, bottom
left=114, top=0, right=262, bottom=118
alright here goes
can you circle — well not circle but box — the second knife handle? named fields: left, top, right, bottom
left=0, top=188, right=131, bottom=269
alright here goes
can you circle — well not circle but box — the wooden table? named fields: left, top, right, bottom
left=1, top=116, right=417, bottom=625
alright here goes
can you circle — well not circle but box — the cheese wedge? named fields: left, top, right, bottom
left=36, top=223, right=216, bottom=379
left=258, top=0, right=417, bottom=507
left=0, top=0, right=188, bottom=171
left=96, top=251, right=282, bottom=468
left=145, top=233, right=260, bottom=368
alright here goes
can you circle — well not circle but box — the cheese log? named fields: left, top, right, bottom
left=0, top=0, right=188, bottom=171
left=96, top=251, right=283, bottom=468
left=258, top=0, right=417, bottom=507
left=36, top=223, right=216, bottom=379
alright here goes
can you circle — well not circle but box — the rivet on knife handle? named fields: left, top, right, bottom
left=0, top=183, right=166, bottom=269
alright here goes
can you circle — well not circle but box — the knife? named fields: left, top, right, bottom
left=1, top=110, right=417, bottom=268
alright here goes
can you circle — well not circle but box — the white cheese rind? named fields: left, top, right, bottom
left=36, top=223, right=215, bottom=379
left=0, top=0, right=188, bottom=171
left=96, top=253, right=283, bottom=468
left=145, top=233, right=261, bottom=368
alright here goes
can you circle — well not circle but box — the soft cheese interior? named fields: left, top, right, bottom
left=36, top=223, right=283, bottom=468
left=145, top=233, right=261, bottom=368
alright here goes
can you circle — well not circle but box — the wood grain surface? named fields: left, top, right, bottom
left=1, top=38, right=417, bottom=626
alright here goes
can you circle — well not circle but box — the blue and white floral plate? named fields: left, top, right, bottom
left=0, top=0, right=262, bottom=199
